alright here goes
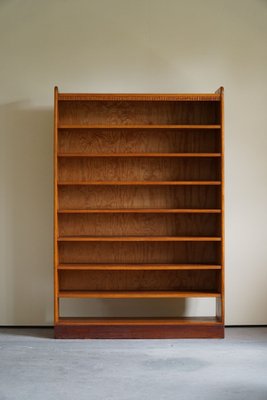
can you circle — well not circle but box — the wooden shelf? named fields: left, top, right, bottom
left=58, top=290, right=221, bottom=299
left=57, top=181, right=222, bottom=186
left=58, top=124, right=221, bottom=129
left=57, top=317, right=222, bottom=325
left=58, top=208, right=221, bottom=214
left=57, top=153, right=221, bottom=158
left=57, top=236, right=221, bottom=242
left=57, top=263, right=221, bottom=270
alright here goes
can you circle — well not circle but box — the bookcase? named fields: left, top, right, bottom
left=54, top=87, right=225, bottom=339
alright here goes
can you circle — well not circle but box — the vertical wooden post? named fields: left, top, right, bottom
left=54, top=86, right=59, bottom=323
left=216, top=86, right=225, bottom=324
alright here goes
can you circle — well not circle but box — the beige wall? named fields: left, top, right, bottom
left=1, top=0, right=267, bottom=325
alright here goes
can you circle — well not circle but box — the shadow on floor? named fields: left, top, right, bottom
left=0, top=327, right=54, bottom=339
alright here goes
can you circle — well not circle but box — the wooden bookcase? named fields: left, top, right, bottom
left=54, top=87, right=225, bottom=339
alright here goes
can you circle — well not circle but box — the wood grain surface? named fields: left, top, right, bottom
left=58, top=269, right=219, bottom=292
left=58, top=100, right=220, bottom=125
left=58, top=213, right=220, bottom=237
left=58, top=128, right=221, bottom=154
left=58, top=157, right=220, bottom=182
left=58, top=241, right=221, bottom=264
left=58, top=185, right=221, bottom=210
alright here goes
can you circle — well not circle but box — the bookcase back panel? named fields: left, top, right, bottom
left=59, top=270, right=220, bottom=292
left=58, top=214, right=221, bottom=237
left=58, top=242, right=221, bottom=264
left=58, top=158, right=220, bottom=182
left=58, top=101, right=220, bottom=125
left=58, top=129, right=221, bottom=153
left=58, top=186, right=221, bottom=210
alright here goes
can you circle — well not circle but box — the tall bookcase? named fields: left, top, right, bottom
left=54, top=87, right=224, bottom=339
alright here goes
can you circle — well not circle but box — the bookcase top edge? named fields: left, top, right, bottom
left=56, top=93, right=221, bottom=101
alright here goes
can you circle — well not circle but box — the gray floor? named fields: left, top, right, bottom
left=0, top=328, right=267, bottom=400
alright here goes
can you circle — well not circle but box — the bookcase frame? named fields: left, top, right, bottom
left=54, top=87, right=224, bottom=339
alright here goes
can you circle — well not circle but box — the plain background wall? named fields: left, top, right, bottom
left=1, top=0, right=267, bottom=325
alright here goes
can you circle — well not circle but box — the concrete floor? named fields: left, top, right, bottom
left=0, top=328, right=267, bottom=400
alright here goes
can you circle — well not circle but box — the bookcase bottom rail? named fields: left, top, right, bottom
left=55, top=323, right=224, bottom=339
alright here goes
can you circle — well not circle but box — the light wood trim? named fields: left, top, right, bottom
left=57, top=152, right=222, bottom=158
left=58, top=263, right=221, bottom=270
left=58, top=93, right=221, bottom=101
left=58, top=209, right=222, bottom=214
left=217, top=86, right=225, bottom=323
left=54, top=86, right=59, bottom=323
left=58, top=124, right=221, bottom=129
left=57, top=317, right=222, bottom=325
left=57, top=236, right=222, bottom=242
left=58, top=291, right=221, bottom=299
left=57, top=181, right=222, bottom=186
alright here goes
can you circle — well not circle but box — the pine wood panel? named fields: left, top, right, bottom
left=58, top=129, right=221, bottom=154
left=58, top=185, right=221, bottom=210
left=58, top=241, right=221, bottom=264
left=58, top=101, right=220, bottom=125
left=58, top=213, right=220, bottom=237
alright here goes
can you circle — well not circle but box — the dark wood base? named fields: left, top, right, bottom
left=55, top=323, right=224, bottom=339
